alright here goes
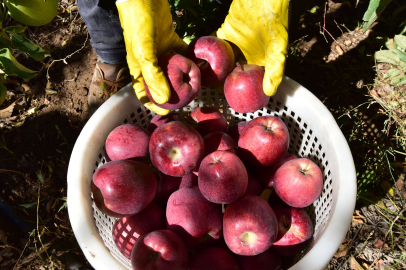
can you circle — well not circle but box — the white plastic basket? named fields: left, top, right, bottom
left=67, top=76, right=356, bottom=270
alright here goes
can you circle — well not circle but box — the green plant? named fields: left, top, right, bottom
left=362, top=0, right=406, bottom=34
left=169, top=0, right=221, bottom=41
left=0, top=0, right=50, bottom=106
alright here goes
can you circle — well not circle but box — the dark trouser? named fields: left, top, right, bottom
left=77, top=0, right=127, bottom=64
left=76, top=0, right=232, bottom=65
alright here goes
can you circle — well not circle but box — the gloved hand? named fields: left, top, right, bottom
left=116, top=0, right=187, bottom=115
left=216, top=0, right=290, bottom=96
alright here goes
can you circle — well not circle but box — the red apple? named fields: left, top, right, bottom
left=238, top=116, right=289, bottom=167
left=92, top=160, right=157, bottom=216
left=223, top=195, right=278, bottom=256
left=243, top=174, right=263, bottom=197
left=254, top=154, right=297, bottom=188
left=105, top=124, right=150, bottom=162
left=144, top=53, right=201, bottom=110
left=112, top=201, right=166, bottom=258
left=91, top=181, right=127, bottom=218
left=166, top=186, right=223, bottom=252
left=131, top=229, right=188, bottom=270
left=203, top=131, right=237, bottom=156
left=226, top=121, right=247, bottom=143
left=154, top=172, right=198, bottom=206
left=147, top=112, right=186, bottom=133
left=274, top=158, right=323, bottom=208
left=186, top=36, right=235, bottom=88
left=189, top=247, right=239, bottom=270
left=198, top=150, right=248, bottom=204
left=236, top=249, right=282, bottom=270
left=189, top=107, right=227, bottom=137
left=224, top=64, right=269, bottom=113
left=149, top=121, right=204, bottom=177
left=271, top=204, right=313, bottom=256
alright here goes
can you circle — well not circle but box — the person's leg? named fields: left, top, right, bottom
left=77, top=0, right=131, bottom=115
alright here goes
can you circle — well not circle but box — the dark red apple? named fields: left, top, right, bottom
left=144, top=53, right=201, bottom=110
left=224, top=64, right=269, bottom=113
left=147, top=112, right=186, bottom=133
left=92, top=160, right=157, bottom=216
left=105, top=124, right=150, bottom=162
left=273, top=158, right=323, bottom=208
left=189, top=247, right=239, bottom=270
left=254, top=154, right=297, bottom=188
left=186, top=36, right=235, bottom=88
left=112, top=201, right=166, bottom=258
left=154, top=172, right=198, bottom=206
left=91, top=181, right=127, bottom=218
left=166, top=186, right=223, bottom=252
left=223, top=195, right=278, bottom=256
left=238, top=116, right=289, bottom=167
left=189, top=107, right=227, bottom=137
left=131, top=229, right=188, bottom=270
left=198, top=150, right=248, bottom=204
left=226, top=121, right=247, bottom=143
left=243, top=174, right=263, bottom=197
left=271, top=204, right=313, bottom=256
left=149, top=121, right=204, bottom=177
left=203, top=131, right=237, bottom=156
left=236, top=249, right=282, bottom=270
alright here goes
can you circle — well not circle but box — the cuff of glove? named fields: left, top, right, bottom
left=116, top=0, right=157, bottom=11
left=116, top=0, right=128, bottom=3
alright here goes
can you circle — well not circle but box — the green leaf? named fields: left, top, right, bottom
left=374, top=50, right=400, bottom=65
left=0, top=48, right=38, bottom=80
left=0, top=29, right=11, bottom=50
left=36, top=171, right=45, bottom=184
left=385, top=38, right=396, bottom=51
left=0, top=81, right=6, bottom=106
left=394, top=48, right=406, bottom=63
left=397, top=76, right=406, bottom=86
left=4, top=26, right=26, bottom=34
left=383, top=68, right=401, bottom=79
left=394, top=35, right=406, bottom=51
left=11, top=33, right=50, bottom=61
left=18, top=202, right=38, bottom=210
left=362, top=0, right=393, bottom=32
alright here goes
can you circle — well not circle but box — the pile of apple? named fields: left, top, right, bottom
left=91, top=36, right=324, bottom=270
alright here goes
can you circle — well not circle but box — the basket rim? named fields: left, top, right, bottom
left=67, top=76, right=356, bottom=270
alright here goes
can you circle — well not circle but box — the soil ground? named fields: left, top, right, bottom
left=0, top=0, right=405, bottom=269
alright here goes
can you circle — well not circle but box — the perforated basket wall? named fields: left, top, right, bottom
left=90, top=87, right=336, bottom=269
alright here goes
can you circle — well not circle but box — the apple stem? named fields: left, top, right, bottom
left=222, top=203, right=225, bottom=213
left=236, top=62, right=243, bottom=70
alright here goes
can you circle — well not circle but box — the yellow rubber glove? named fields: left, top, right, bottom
left=116, top=0, right=187, bottom=115
left=216, top=0, right=290, bottom=96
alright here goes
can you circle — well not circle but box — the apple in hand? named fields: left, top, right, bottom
left=203, top=131, right=237, bottom=156
left=186, top=36, right=235, bottom=88
left=144, top=53, right=201, bottom=110
left=274, top=158, right=323, bottom=208
left=149, top=121, right=204, bottom=177
left=224, top=64, right=269, bottom=113
left=271, top=204, right=313, bottom=256
left=154, top=172, right=198, bottom=206
left=254, top=154, right=297, bottom=188
left=189, top=107, right=227, bottom=137
left=223, top=195, right=278, bottom=256
left=236, top=249, right=282, bottom=270
left=226, top=121, right=247, bottom=143
left=238, top=116, right=289, bottom=167
left=92, top=160, right=157, bottom=216
left=189, top=247, right=239, bottom=270
left=198, top=150, right=248, bottom=204
left=105, top=124, right=150, bottom=162
left=147, top=112, right=186, bottom=133
left=131, top=229, right=188, bottom=270
left=166, top=186, right=223, bottom=252
left=112, top=201, right=166, bottom=258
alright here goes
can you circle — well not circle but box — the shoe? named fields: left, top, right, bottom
left=88, top=62, right=131, bottom=116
